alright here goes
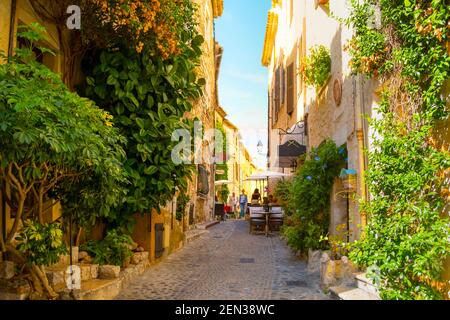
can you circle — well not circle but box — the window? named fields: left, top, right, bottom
left=304, top=113, right=309, bottom=136
left=287, top=62, right=295, bottom=115
left=280, top=67, right=285, bottom=105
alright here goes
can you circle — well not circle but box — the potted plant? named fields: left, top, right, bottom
left=319, top=224, right=356, bottom=290
left=300, top=45, right=331, bottom=95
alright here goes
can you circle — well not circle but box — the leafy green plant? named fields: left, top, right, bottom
left=81, top=229, right=133, bottom=267
left=0, top=23, right=127, bottom=299
left=344, top=0, right=450, bottom=300
left=176, top=192, right=190, bottom=221
left=275, top=179, right=295, bottom=216
left=301, top=45, right=331, bottom=88
left=214, top=122, right=230, bottom=203
left=82, top=33, right=203, bottom=227
left=281, top=140, right=347, bottom=253
left=320, top=223, right=352, bottom=260
left=0, top=24, right=127, bottom=230
left=349, top=113, right=450, bottom=300
left=16, top=221, right=67, bottom=267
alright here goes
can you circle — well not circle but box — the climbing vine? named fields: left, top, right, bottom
left=215, top=122, right=230, bottom=203
left=281, top=140, right=347, bottom=253
left=300, top=45, right=332, bottom=89
left=342, top=0, right=450, bottom=299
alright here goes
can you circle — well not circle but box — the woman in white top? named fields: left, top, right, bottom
left=228, top=192, right=237, bottom=215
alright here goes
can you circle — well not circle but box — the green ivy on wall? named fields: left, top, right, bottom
left=280, top=140, right=347, bottom=253
left=215, top=122, right=230, bottom=203
left=301, top=45, right=332, bottom=89
left=343, top=0, right=450, bottom=300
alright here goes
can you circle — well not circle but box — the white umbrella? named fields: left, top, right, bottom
left=214, top=180, right=233, bottom=185
left=244, top=171, right=292, bottom=196
left=244, top=171, right=291, bottom=181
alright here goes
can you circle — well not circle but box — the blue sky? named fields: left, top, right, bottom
left=215, top=0, right=271, bottom=169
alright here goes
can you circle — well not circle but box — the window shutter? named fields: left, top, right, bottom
left=281, top=67, right=285, bottom=104
left=287, top=62, right=295, bottom=115
left=274, top=67, right=280, bottom=123
left=304, top=113, right=309, bottom=136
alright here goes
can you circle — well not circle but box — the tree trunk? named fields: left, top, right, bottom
left=6, top=195, right=25, bottom=243
left=32, top=264, right=58, bottom=300
left=75, top=227, right=83, bottom=247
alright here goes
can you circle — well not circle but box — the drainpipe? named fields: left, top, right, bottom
left=355, top=74, right=367, bottom=229
left=8, top=0, right=17, bottom=58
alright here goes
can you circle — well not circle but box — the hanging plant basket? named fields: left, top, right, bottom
left=342, top=174, right=357, bottom=190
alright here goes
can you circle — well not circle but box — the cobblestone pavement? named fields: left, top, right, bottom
left=117, top=220, right=330, bottom=300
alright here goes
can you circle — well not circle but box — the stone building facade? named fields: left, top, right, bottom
left=0, top=0, right=225, bottom=266
left=183, top=0, right=224, bottom=225
left=262, top=0, right=378, bottom=240
left=215, top=106, right=258, bottom=201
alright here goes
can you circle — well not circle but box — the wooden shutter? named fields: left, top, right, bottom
left=287, top=62, right=295, bottom=115
left=304, top=113, right=309, bottom=136
left=189, top=203, right=194, bottom=225
left=281, top=67, right=285, bottom=104
left=155, top=223, right=164, bottom=258
left=274, top=67, right=280, bottom=123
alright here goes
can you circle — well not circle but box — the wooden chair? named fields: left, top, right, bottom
left=269, top=207, right=284, bottom=231
left=249, top=207, right=266, bottom=234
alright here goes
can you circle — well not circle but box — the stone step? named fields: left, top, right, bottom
left=57, top=259, right=149, bottom=300
left=58, top=278, right=121, bottom=300
left=196, top=221, right=220, bottom=230
left=329, top=285, right=380, bottom=300
left=355, top=272, right=379, bottom=296
left=0, top=278, right=31, bottom=300
left=184, top=229, right=208, bottom=244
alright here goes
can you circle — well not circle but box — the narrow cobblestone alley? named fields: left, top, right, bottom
left=117, top=221, right=329, bottom=300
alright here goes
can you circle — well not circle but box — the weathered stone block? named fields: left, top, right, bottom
left=59, top=247, right=79, bottom=265
left=0, top=261, right=15, bottom=280
left=307, top=249, right=322, bottom=273
left=320, top=254, right=356, bottom=290
left=80, top=264, right=92, bottom=281
left=98, top=265, right=120, bottom=279
left=78, top=251, right=89, bottom=261
left=81, top=255, right=93, bottom=264
left=90, top=264, right=99, bottom=279
left=127, top=241, right=139, bottom=251
left=131, top=252, right=149, bottom=265
left=0, top=279, right=31, bottom=300
left=45, top=269, right=65, bottom=286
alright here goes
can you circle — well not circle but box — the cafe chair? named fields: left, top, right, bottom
left=269, top=210, right=284, bottom=231
left=249, top=207, right=266, bottom=234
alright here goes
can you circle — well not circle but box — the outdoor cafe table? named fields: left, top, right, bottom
left=261, top=207, right=272, bottom=237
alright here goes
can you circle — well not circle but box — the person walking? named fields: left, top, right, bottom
left=239, top=189, right=248, bottom=219
left=228, top=192, right=237, bottom=219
